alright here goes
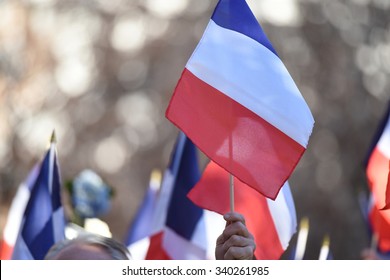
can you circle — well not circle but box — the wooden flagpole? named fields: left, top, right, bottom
left=229, top=124, right=234, bottom=212
left=230, top=173, right=234, bottom=212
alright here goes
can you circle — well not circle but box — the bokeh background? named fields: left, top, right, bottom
left=0, top=0, right=389, bottom=259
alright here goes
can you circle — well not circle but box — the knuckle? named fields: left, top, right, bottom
left=230, top=234, right=241, bottom=244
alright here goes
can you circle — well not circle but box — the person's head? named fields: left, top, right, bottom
left=44, top=234, right=131, bottom=260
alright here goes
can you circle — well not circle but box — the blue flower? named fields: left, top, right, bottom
left=71, top=170, right=112, bottom=219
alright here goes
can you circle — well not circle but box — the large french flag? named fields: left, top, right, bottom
left=188, top=161, right=297, bottom=259
left=166, top=0, right=314, bottom=200
left=11, top=139, right=66, bottom=260
left=145, top=132, right=224, bottom=260
left=0, top=164, right=39, bottom=260
left=366, top=101, right=390, bottom=252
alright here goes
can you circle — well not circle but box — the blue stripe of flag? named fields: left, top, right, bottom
left=211, top=0, right=278, bottom=57
left=165, top=133, right=203, bottom=240
left=51, top=152, right=62, bottom=210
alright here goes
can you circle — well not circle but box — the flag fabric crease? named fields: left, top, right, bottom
left=166, top=0, right=314, bottom=200
left=11, top=140, right=66, bottom=260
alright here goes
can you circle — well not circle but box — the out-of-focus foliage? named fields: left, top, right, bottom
left=0, top=0, right=389, bottom=259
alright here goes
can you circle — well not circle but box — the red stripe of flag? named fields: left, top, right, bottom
left=0, top=240, right=13, bottom=260
left=369, top=206, right=390, bottom=252
left=145, top=232, right=171, bottom=260
left=367, top=148, right=390, bottom=210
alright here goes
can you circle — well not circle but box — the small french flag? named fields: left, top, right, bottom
left=11, top=136, right=66, bottom=260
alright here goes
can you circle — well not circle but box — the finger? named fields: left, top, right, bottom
left=223, top=219, right=250, bottom=239
left=222, top=234, right=254, bottom=250
left=224, top=245, right=255, bottom=260
left=217, top=227, right=256, bottom=260
left=216, top=233, right=226, bottom=246
left=224, top=212, right=246, bottom=225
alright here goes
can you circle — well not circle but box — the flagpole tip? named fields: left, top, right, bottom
left=300, top=217, right=309, bottom=230
left=150, top=169, right=162, bottom=191
left=50, top=130, right=57, bottom=144
left=322, top=235, right=330, bottom=247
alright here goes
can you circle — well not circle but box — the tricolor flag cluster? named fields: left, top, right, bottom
left=365, top=101, right=390, bottom=253
left=166, top=0, right=314, bottom=200
left=125, top=132, right=297, bottom=260
left=3, top=0, right=311, bottom=260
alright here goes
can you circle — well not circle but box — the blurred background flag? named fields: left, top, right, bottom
left=366, top=100, right=390, bottom=210
left=0, top=164, right=39, bottom=260
left=125, top=169, right=162, bottom=260
left=188, top=160, right=297, bottom=260
left=359, top=191, right=390, bottom=257
left=292, top=217, right=309, bottom=260
left=365, top=101, right=390, bottom=253
left=166, top=0, right=314, bottom=200
left=145, top=132, right=224, bottom=260
left=318, top=235, right=333, bottom=260
left=11, top=132, right=66, bottom=260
